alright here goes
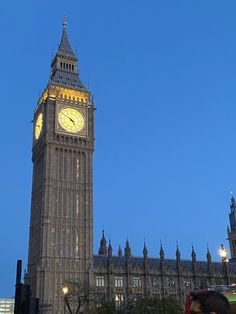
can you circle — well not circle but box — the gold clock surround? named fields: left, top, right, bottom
left=35, top=113, right=43, bottom=140
left=57, top=106, right=86, bottom=135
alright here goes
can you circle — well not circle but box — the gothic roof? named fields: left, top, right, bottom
left=93, top=255, right=236, bottom=275
left=50, top=69, right=85, bottom=90
left=57, top=19, right=77, bottom=60
left=49, top=19, right=86, bottom=92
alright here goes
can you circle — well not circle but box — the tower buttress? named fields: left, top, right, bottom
left=228, top=196, right=236, bottom=262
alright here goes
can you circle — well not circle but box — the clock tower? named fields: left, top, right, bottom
left=27, top=20, right=94, bottom=313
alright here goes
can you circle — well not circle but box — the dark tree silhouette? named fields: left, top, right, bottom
left=63, top=281, right=97, bottom=314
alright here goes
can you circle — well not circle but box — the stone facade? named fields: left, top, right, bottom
left=94, top=239, right=236, bottom=309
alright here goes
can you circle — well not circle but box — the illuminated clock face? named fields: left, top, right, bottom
left=34, top=113, right=43, bottom=140
left=58, top=108, right=85, bottom=133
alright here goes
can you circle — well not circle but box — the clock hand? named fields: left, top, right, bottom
left=68, top=117, right=75, bottom=124
left=61, top=111, right=75, bottom=124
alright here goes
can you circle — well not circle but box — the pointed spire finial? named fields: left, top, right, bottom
left=63, top=16, right=67, bottom=30
left=206, top=244, right=211, bottom=262
left=143, top=241, right=148, bottom=258
left=56, top=18, right=77, bottom=59
left=125, top=238, right=131, bottom=258
left=231, top=192, right=236, bottom=204
left=108, top=240, right=113, bottom=257
left=143, top=241, right=148, bottom=265
left=159, top=240, right=164, bottom=259
left=98, top=229, right=107, bottom=256
left=191, top=244, right=196, bottom=261
left=230, top=192, right=236, bottom=212
left=176, top=242, right=180, bottom=261
left=118, top=244, right=122, bottom=257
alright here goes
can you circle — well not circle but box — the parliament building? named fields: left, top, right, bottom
left=26, top=21, right=236, bottom=313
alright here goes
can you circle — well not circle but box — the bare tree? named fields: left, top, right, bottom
left=62, top=281, right=97, bottom=314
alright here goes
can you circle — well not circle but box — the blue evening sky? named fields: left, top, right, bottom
left=1, top=0, right=236, bottom=297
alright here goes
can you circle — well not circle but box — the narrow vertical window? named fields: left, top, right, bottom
left=115, top=294, right=124, bottom=307
left=77, top=158, right=80, bottom=178
left=76, top=194, right=79, bottom=214
left=133, top=277, right=141, bottom=288
left=76, top=234, right=79, bottom=257
left=96, top=276, right=105, bottom=287
left=115, top=277, right=123, bottom=287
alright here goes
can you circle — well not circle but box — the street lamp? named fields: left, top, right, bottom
left=62, top=286, right=72, bottom=314
left=63, top=286, right=69, bottom=295
left=219, top=244, right=229, bottom=285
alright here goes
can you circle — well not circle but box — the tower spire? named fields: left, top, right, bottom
left=191, top=245, right=196, bottom=263
left=159, top=241, right=164, bottom=261
left=176, top=242, right=181, bottom=262
left=143, top=241, right=148, bottom=259
left=57, top=18, right=76, bottom=59
left=207, top=245, right=211, bottom=264
left=50, top=20, right=85, bottom=90
left=98, top=229, right=107, bottom=256
left=118, top=244, right=122, bottom=257
left=63, top=16, right=67, bottom=29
